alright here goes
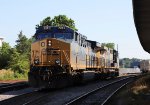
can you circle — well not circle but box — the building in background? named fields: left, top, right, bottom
left=0, top=37, right=4, bottom=47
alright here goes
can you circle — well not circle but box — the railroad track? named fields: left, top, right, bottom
left=0, top=82, right=29, bottom=93
left=0, top=87, right=43, bottom=105
left=65, top=76, right=136, bottom=105
left=0, top=75, right=139, bottom=105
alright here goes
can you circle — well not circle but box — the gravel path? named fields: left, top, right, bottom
left=0, top=80, right=27, bottom=84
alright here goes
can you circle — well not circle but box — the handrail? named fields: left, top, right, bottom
left=62, top=50, right=70, bottom=64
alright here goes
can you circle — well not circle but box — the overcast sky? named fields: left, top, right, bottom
left=0, top=0, right=150, bottom=59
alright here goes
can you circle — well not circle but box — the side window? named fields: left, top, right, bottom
left=81, top=37, right=83, bottom=46
left=76, top=56, right=77, bottom=63
left=87, top=42, right=91, bottom=48
left=81, top=36, right=85, bottom=47
left=75, top=33, right=78, bottom=41
left=85, top=41, right=87, bottom=48
left=79, top=35, right=81, bottom=45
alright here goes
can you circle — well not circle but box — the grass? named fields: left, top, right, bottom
left=0, top=69, right=28, bottom=81
left=106, top=74, right=150, bottom=105
left=131, top=75, right=150, bottom=95
left=127, top=74, right=150, bottom=105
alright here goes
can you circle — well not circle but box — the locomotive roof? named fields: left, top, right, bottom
left=35, top=26, right=75, bottom=36
left=86, top=40, right=101, bottom=49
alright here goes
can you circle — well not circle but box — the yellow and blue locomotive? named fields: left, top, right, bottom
left=28, top=26, right=119, bottom=88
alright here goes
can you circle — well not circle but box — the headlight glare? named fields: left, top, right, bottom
left=55, top=59, right=60, bottom=64
left=47, top=40, right=52, bottom=46
left=34, top=59, right=39, bottom=65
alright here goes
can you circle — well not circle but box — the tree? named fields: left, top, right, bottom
left=15, top=31, right=31, bottom=55
left=119, top=58, right=141, bottom=68
left=119, top=58, right=131, bottom=68
left=9, top=48, right=29, bottom=74
left=102, top=43, right=115, bottom=49
left=36, top=15, right=78, bottom=31
left=8, top=31, right=31, bottom=73
left=52, top=15, right=77, bottom=30
left=130, top=58, right=141, bottom=68
left=40, top=17, right=52, bottom=26
left=0, top=42, right=12, bottom=69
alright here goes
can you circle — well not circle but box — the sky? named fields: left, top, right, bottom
left=0, top=0, right=150, bottom=59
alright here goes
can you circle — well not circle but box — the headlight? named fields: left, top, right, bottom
left=47, top=40, right=52, bottom=46
left=55, top=59, right=60, bottom=64
left=48, top=43, right=51, bottom=46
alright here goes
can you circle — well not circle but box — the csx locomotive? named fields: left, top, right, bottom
left=28, top=26, right=119, bottom=88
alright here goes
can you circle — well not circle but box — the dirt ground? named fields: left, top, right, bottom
left=0, top=79, right=27, bottom=84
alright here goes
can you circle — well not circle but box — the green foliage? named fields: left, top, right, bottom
left=36, top=15, right=78, bottom=31
left=15, top=31, right=31, bottom=55
left=121, top=58, right=131, bottom=68
left=0, top=42, right=12, bottom=69
left=39, top=17, right=52, bottom=27
left=52, top=15, right=77, bottom=30
left=0, top=69, right=27, bottom=80
left=9, top=31, right=31, bottom=74
left=102, top=43, right=115, bottom=49
left=0, top=31, right=31, bottom=80
left=14, top=71, right=28, bottom=79
left=9, top=48, right=29, bottom=74
left=119, top=58, right=141, bottom=68
left=130, top=58, right=141, bottom=68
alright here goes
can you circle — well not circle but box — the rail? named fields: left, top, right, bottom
left=0, top=82, right=28, bottom=93
left=65, top=76, right=135, bottom=105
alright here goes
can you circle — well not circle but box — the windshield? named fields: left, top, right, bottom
left=33, top=33, right=73, bottom=42
left=54, top=33, right=73, bottom=39
left=35, top=33, right=52, bottom=41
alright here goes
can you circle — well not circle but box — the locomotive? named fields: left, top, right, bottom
left=28, top=26, right=119, bottom=88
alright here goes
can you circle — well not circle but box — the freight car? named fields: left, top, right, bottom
left=28, top=26, right=119, bottom=88
left=140, top=60, right=150, bottom=73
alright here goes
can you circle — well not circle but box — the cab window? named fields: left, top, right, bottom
left=54, top=33, right=73, bottom=39
left=36, top=33, right=52, bottom=41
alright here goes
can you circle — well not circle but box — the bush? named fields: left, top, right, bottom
left=0, top=42, right=12, bottom=69
left=0, top=69, right=28, bottom=80
left=0, top=69, right=15, bottom=80
left=9, top=48, right=30, bottom=74
left=131, top=74, right=150, bottom=94
left=14, top=71, right=28, bottom=79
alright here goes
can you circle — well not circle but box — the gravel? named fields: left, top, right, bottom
left=26, top=77, right=127, bottom=105
left=0, top=87, right=37, bottom=101
left=0, top=76, right=131, bottom=105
